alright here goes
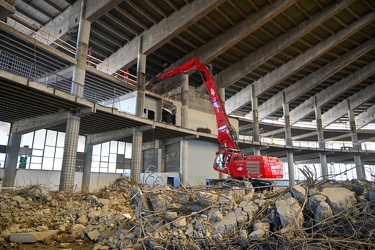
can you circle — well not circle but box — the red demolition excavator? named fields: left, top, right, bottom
left=148, top=58, right=283, bottom=182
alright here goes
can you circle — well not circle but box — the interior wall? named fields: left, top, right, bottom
left=187, top=140, right=220, bottom=185
left=165, top=142, right=180, bottom=172
left=188, top=109, right=239, bottom=135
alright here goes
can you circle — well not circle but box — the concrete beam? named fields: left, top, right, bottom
left=220, top=0, right=354, bottom=89
left=86, top=125, right=153, bottom=145
left=290, top=60, right=375, bottom=123
left=258, top=37, right=375, bottom=118
left=11, top=111, right=70, bottom=134
left=322, top=83, right=375, bottom=126
left=355, top=104, right=375, bottom=129
left=263, top=128, right=285, bottom=137
left=0, top=0, right=16, bottom=20
left=257, top=12, right=374, bottom=96
left=292, top=131, right=317, bottom=141
left=292, top=153, right=321, bottom=163
left=35, top=0, right=81, bottom=45
left=97, top=0, right=226, bottom=74
left=324, top=134, right=350, bottom=143
left=85, top=0, right=123, bottom=23
left=359, top=136, right=375, bottom=144
left=179, top=0, right=295, bottom=66
left=36, top=0, right=122, bottom=45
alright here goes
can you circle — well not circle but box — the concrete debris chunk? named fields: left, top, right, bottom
left=12, top=196, right=26, bottom=205
left=291, top=185, right=307, bottom=203
left=276, top=196, right=303, bottom=229
left=165, top=211, right=178, bottom=221
left=86, top=195, right=100, bottom=205
left=9, top=230, right=59, bottom=243
left=315, top=200, right=333, bottom=221
left=9, top=233, right=38, bottom=243
left=368, top=189, right=375, bottom=202
left=197, top=191, right=218, bottom=207
left=210, top=210, right=223, bottom=222
left=321, top=187, right=356, bottom=214
left=172, top=218, right=187, bottom=228
left=87, top=229, right=100, bottom=241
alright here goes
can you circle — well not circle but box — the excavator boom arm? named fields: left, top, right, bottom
left=149, top=58, right=239, bottom=150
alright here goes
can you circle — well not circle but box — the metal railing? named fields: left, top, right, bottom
left=4, top=15, right=137, bottom=85
left=0, top=50, right=48, bottom=79
left=0, top=50, right=130, bottom=103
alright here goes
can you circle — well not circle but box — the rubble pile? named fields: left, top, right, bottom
left=0, top=177, right=374, bottom=249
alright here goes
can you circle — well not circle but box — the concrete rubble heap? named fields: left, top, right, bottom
left=0, top=177, right=374, bottom=249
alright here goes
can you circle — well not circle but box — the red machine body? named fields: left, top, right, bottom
left=149, top=58, right=283, bottom=179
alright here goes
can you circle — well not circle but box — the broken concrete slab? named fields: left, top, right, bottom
left=276, top=196, right=303, bottom=228
left=291, top=185, right=307, bottom=203
left=321, top=187, right=356, bottom=214
left=197, top=191, right=218, bottom=207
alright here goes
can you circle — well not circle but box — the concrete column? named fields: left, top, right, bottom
left=131, top=130, right=142, bottom=182
left=71, top=0, right=90, bottom=98
left=314, top=97, right=328, bottom=179
left=2, top=132, right=22, bottom=188
left=181, top=74, right=189, bottom=128
left=81, top=143, right=93, bottom=192
left=60, top=113, right=80, bottom=191
left=251, top=85, right=260, bottom=155
left=156, top=140, right=164, bottom=173
left=282, top=92, right=295, bottom=185
left=348, top=101, right=365, bottom=179
left=60, top=0, right=90, bottom=191
left=180, top=140, right=188, bottom=185
left=219, top=87, right=226, bottom=179
left=136, top=36, right=146, bottom=117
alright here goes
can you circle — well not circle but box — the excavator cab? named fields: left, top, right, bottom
left=214, top=151, right=229, bottom=170
left=214, top=149, right=243, bottom=175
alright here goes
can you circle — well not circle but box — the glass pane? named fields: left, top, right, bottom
left=101, top=142, right=110, bottom=156
left=21, top=132, right=34, bottom=148
left=118, top=142, right=125, bottom=154
left=100, top=162, right=108, bottom=169
left=108, top=163, right=116, bottom=173
left=93, top=145, right=101, bottom=155
left=46, top=130, right=57, bottom=146
left=0, top=122, right=10, bottom=145
left=29, top=163, right=41, bottom=170
left=32, top=149, right=43, bottom=157
left=92, top=155, right=100, bottom=162
left=42, top=157, right=54, bottom=170
left=116, top=168, right=125, bottom=174
left=54, top=158, right=62, bottom=170
left=56, top=132, right=65, bottom=147
left=125, top=143, right=132, bottom=158
left=110, top=141, right=118, bottom=153
left=77, top=136, right=86, bottom=152
left=55, top=148, right=64, bottom=158
left=31, top=156, right=42, bottom=164
left=33, top=130, right=46, bottom=149
left=100, top=167, right=108, bottom=173
left=91, top=167, right=99, bottom=172
left=44, top=146, right=55, bottom=156
left=92, top=161, right=100, bottom=168
left=109, top=153, right=116, bottom=163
